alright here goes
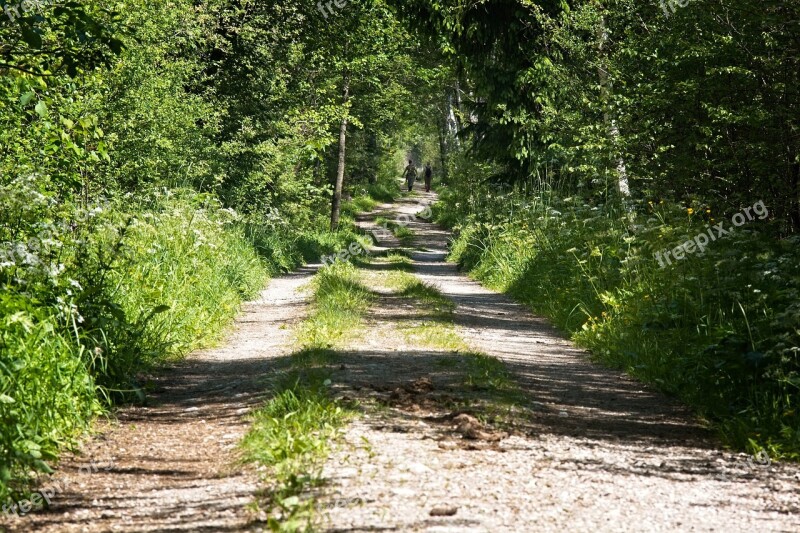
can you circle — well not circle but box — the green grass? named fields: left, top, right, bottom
left=377, top=264, right=524, bottom=408
left=243, top=261, right=373, bottom=531
left=241, top=365, right=352, bottom=532
left=0, top=300, right=101, bottom=502
left=355, top=253, right=415, bottom=273
left=363, top=182, right=399, bottom=203
left=110, top=197, right=269, bottom=366
left=0, top=192, right=277, bottom=502
left=298, top=262, right=373, bottom=348
left=341, top=182, right=399, bottom=219
left=374, top=216, right=415, bottom=247
left=0, top=189, right=364, bottom=502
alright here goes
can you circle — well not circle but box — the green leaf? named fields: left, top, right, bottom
left=0, top=394, right=15, bottom=404
left=34, top=460, right=55, bottom=474
left=34, top=100, right=48, bottom=118
left=280, top=496, right=300, bottom=508
left=21, top=27, right=43, bottom=48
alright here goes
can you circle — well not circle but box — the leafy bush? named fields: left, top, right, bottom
left=0, top=164, right=376, bottom=499
left=0, top=177, right=274, bottom=498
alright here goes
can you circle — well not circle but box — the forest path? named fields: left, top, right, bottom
left=3, top=268, right=320, bottom=532
left=316, top=190, right=800, bottom=532
left=3, top=191, right=799, bottom=533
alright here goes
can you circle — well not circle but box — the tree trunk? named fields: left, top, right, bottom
left=330, top=81, right=350, bottom=231
left=597, top=14, right=631, bottom=200
left=454, top=79, right=463, bottom=129
left=790, top=155, right=800, bottom=232
left=438, top=116, right=449, bottom=183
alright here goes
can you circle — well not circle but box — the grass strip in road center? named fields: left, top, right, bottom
left=241, top=262, right=373, bottom=531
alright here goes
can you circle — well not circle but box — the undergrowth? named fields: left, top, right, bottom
left=0, top=182, right=363, bottom=503
left=436, top=184, right=800, bottom=458
left=241, top=365, right=351, bottom=532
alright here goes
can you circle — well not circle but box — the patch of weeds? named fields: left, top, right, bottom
left=406, top=322, right=466, bottom=351
left=392, top=226, right=415, bottom=247
left=435, top=356, right=460, bottom=368
left=366, top=182, right=399, bottom=203
left=297, top=262, right=373, bottom=348
left=350, top=253, right=412, bottom=274
left=381, top=271, right=454, bottom=315
left=242, top=366, right=353, bottom=532
left=462, top=352, right=516, bottom=395
left=346, top=195, right=379, bottom=216
left=291, top=347, right=340, bottom=369
left=371, top=253, right=415, bottom=272
left=364, top=247, right=415, bottom=262
left=243, top=260, right=373, bottom=531
left=398, top=282, right=454, bottom=314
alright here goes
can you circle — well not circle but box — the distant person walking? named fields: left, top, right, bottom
left=423, top=163, right=433, bottom=192
left=403, top=160, right=417, bottom=192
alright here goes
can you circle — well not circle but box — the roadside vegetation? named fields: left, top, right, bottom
left=400, top=0, right=800, bottom=458
left=3, top=0, right=797, bottom=509
left=435, top=171, right=800, bottom=457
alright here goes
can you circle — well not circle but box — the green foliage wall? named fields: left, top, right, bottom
left=400, top=0, right=800, bottom=231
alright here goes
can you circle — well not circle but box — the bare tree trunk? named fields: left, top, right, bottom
left=597, top=14, right=631, bottom=200
left=790, top=155, right=800, bottom=231
left=330, top=80, right=350, bottom=231
left=454, top=79, right=463, bottom=128
left=438, top=115, right=449, bottom=183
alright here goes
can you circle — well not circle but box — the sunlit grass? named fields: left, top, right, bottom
left=297, top=262, right=373, bottom=348
left=441, top=187, right=800, bottom=458
left=244, top=261, right=372, bottom=530
left=374, top=216, right=415, bottom=246
left=373, top=259, right=524, bottom=408
left=241, top=366, right=353, bottom=532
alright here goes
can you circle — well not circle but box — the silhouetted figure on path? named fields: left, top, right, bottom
left=424, top=163, right=433, bottom=192
left=403, top=160, right=417, bottom=192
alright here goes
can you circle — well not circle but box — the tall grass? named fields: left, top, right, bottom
left=0, top=300, right=101, bottom=500
left=0, top=183, right=364, bottom=503
left=242, top=263, right=370, bottom=530
left=437, top=186, right=800, bottom=458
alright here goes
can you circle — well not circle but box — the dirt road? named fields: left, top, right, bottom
left=5, top=192, right=799, bottom=533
